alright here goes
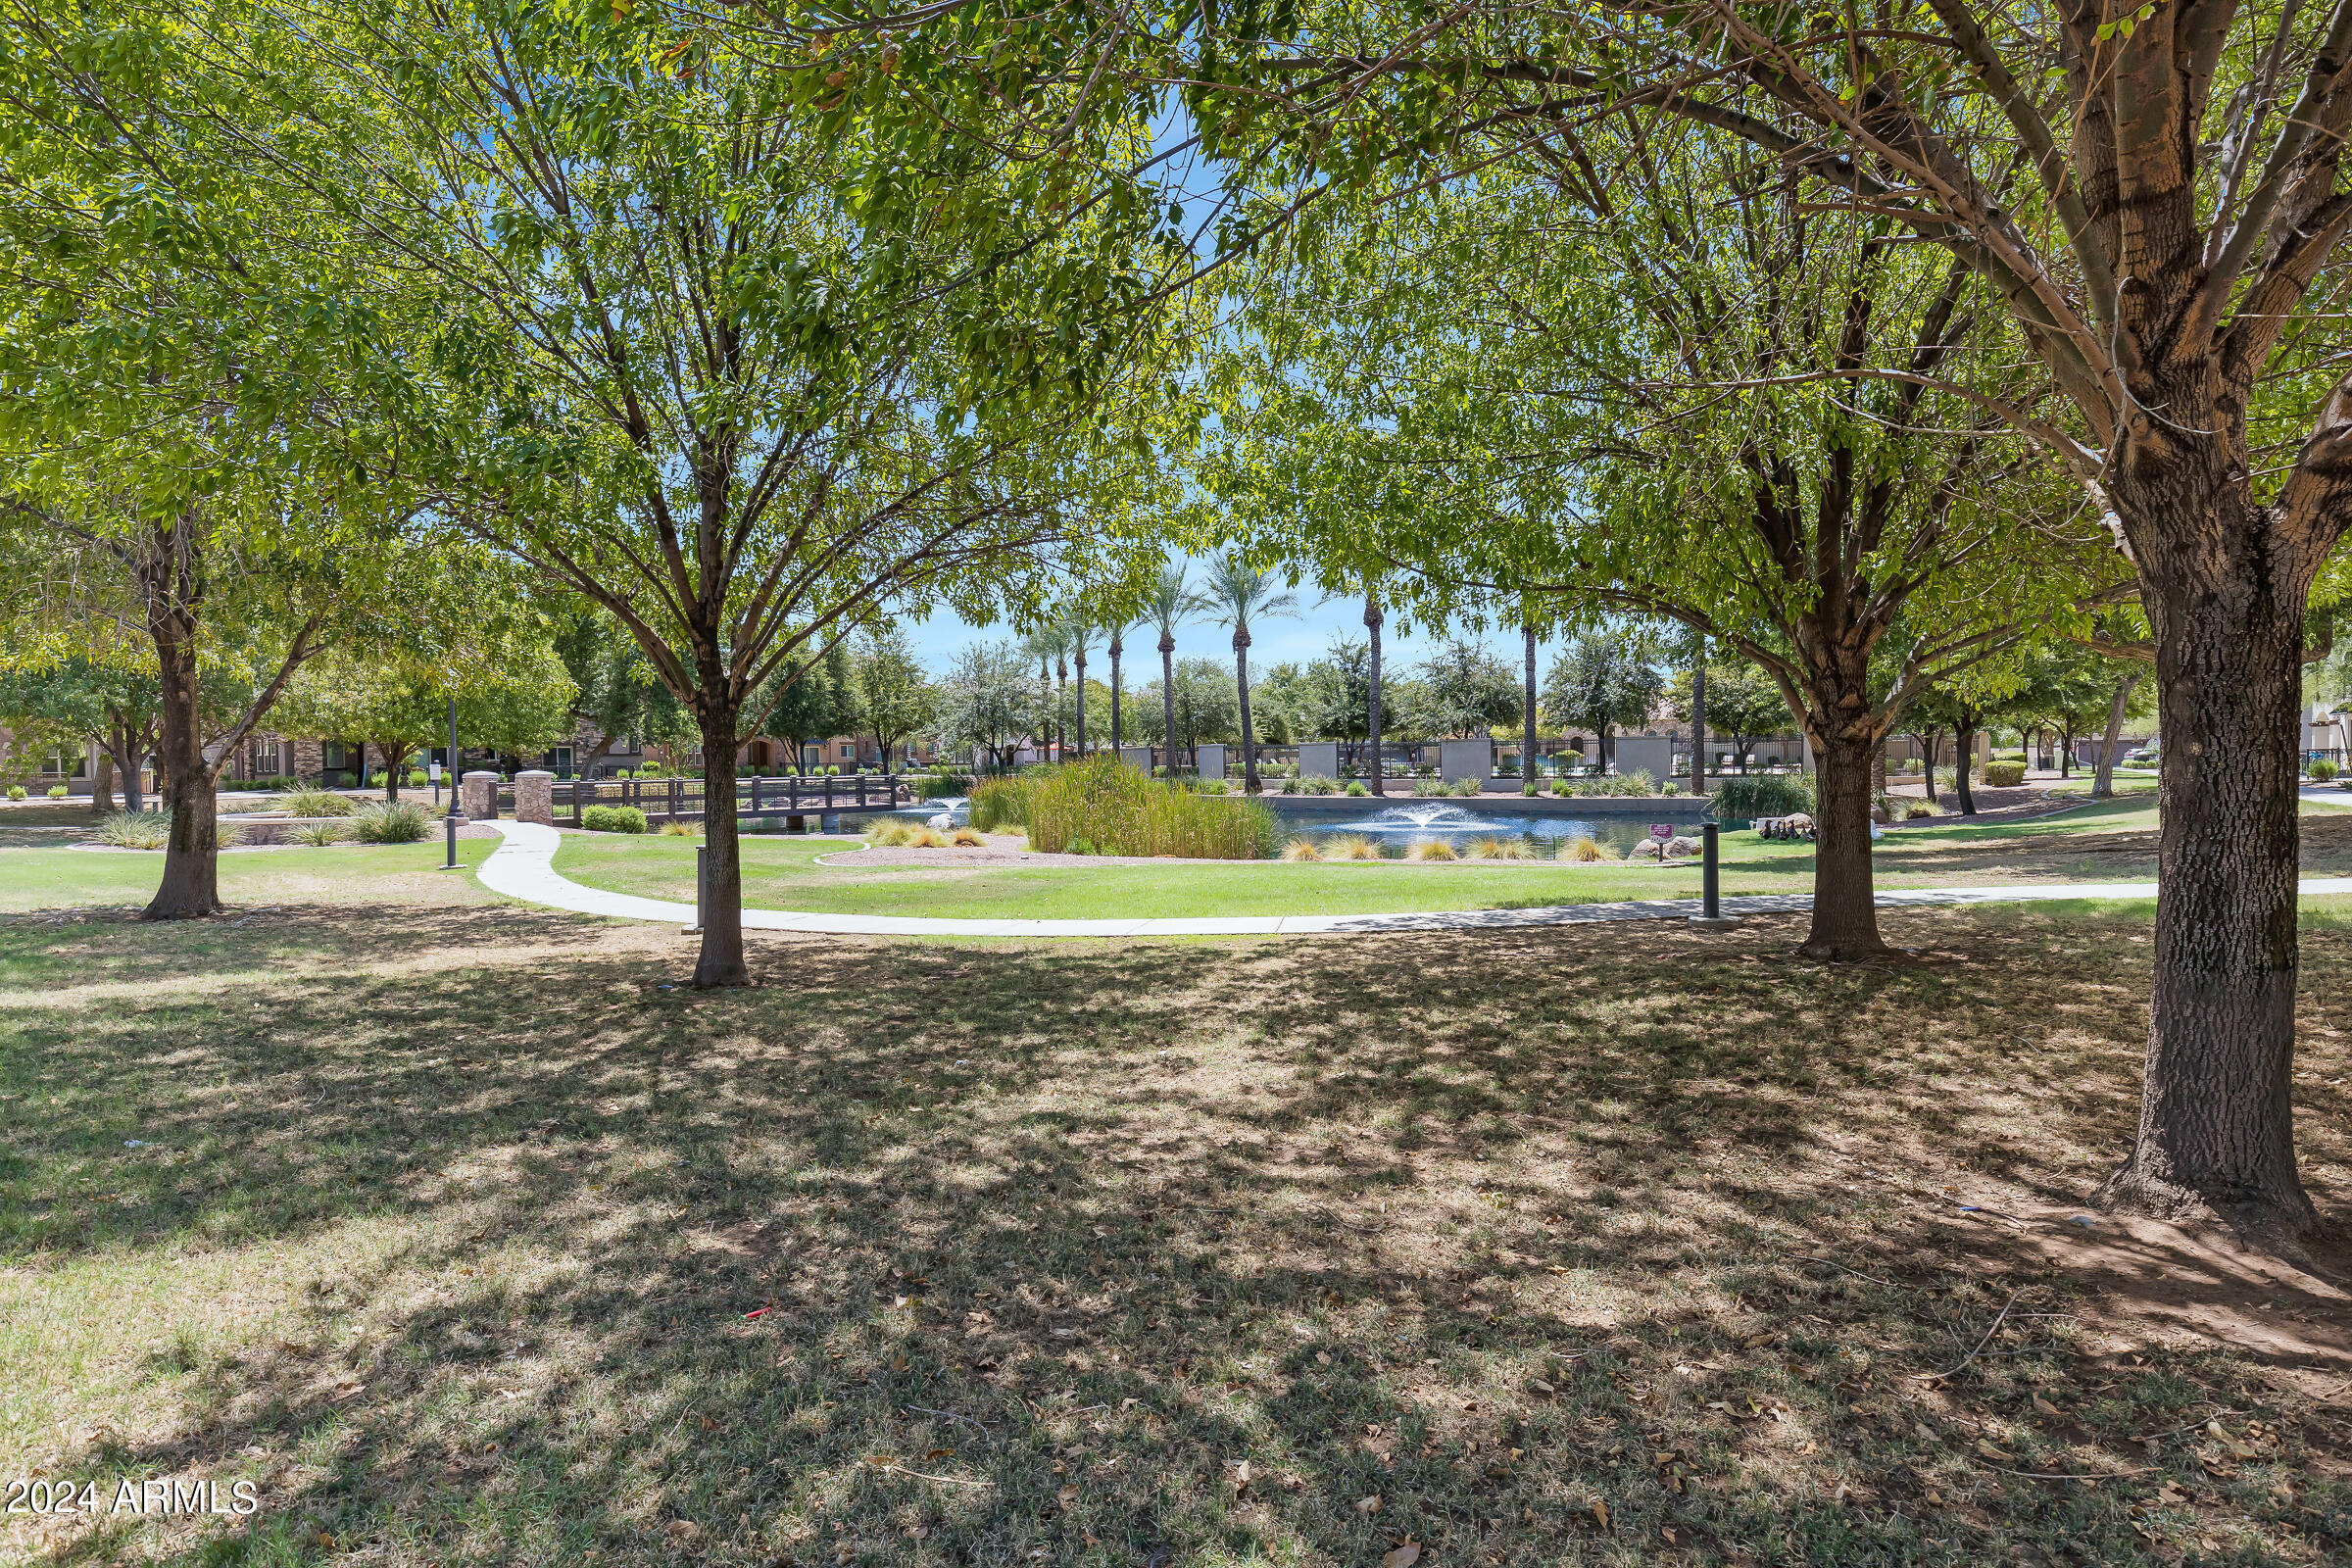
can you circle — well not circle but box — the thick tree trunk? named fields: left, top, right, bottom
left=693, top=712, right=750, bottom=989
left=1109, top=637, right=1122, bottom=751
left=2098, top=545, right=2317, bottom=1243
left=1159, top=638, right=1177, bottom=777
left=1952, top=723, right=1978, bottom=814
left=1365, top=590, right=1386, bottom=796
left=2091, top=673, right=2142, bottom=800
left=144, top=606, right=222, bottom=919
left=376, top=739, right=402, bottom=801
left=1235, top=633, right=1258, bottom=792
left=1798, top=726, right=1890, bottom=960
left=92, top=749, right=116, bottom=813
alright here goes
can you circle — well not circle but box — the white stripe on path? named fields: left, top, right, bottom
left=473, top=822, right=2352, bottom=940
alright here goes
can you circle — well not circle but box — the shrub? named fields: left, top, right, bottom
left=1449, top=776, right=1483, bottom=797
left=1411, top=776, right=1448, bottom=797
left=1280, top=839, right=1323, bottom=861
left=1405, top=838, right=1457, bottom=861
left=1983, top=760, right=2027, bottom=787
left=1296, top=774, right=1339, bottom=796
left=1196, top=777, right=1229, bottom=795
left=46, top=783, right=68, bottom=799
left=94, top=809, right=172, bottom=849
left=408, top=769, right=427, bottom=788
left=1330, top=833, right=1381, bottom=860
left=951, top=826, right=984, bottom=847
left=1345, top=780, right=1370, bottom=797
left=4, top=785, right=24, bottom=800
left=1523, top=782, right=1540, bottom=797
left=279, top=787, right=354, bottom=817
left=295, top=819, right=348, bottom=847
left=969, top=777, right=1028, bottom=832
left=1712, top=772, right=1816, bottom=822
left=582, top=805, right=649, bottom=834
left=867, top=819, right=914, bottom=847
left=907, top=826, right=947, bottom=848
left=1469, top=836, right=1531, bottom=859
left=658, top=819, right=699, bottom=836
left=352, top=800, right=432, bottom=844
left=1562, top=834, right=1614, bottom=862
left=1065, top=836, right=1098, bottom=856
left=1904, top=801, right=1941, bottom=819
left=2311, top=758, right=2340, bottom=781
left=1017, top=755, right=1279, bottom=859
left=1549, top=777, right=1570, bottom=797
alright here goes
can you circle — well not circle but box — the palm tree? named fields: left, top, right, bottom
left=1103, top=610, right=1138, bottom=753
left=1063, top=608, right=1093, bottom=756
left=1147, top=564, right=1192, bottom=774
left=1197, top=553, right=1298, bottom=793
left=1018, top=624, right=1064, bottom=763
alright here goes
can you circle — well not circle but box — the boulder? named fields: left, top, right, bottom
left=928, top=812, right=955, bottom=830
left=1663, top=835, right=1700, bottom=858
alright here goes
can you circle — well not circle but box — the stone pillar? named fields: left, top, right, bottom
left=292, top=738, right=324, bottom=783
left=514, top=769, right=554, bottom=826
left=461, top=770, right=499, bottom=822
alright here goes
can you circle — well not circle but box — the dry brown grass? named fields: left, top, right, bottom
left=1, top=899, right=2347, bottom=1567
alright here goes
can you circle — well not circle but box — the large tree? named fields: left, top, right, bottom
left=185, top=0, right=1183, bottom=986
left=1544, top=639, right=1665, bottom=771
left=850, top=627, right=935, bottom=774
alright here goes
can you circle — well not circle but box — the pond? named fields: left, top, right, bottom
left=1269, top=803, right=1711, bottom=857
left=787, top=796, right=1712, bottom=859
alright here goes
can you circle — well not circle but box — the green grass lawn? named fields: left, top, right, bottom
left=3, top=890, right=2346, bottom=1567
left=547, top=797, right=2352, bottom=921
left=0, top=839, right=497, bottom=914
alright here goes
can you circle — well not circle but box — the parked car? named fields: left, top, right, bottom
left=2123, top=748, right=2160, bottom=766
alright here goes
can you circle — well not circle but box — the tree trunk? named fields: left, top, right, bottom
left=693, top=710, right=750, bottom=989
left=92, top=748, right=116, bottom=813
left=144, top=598, right=223, bottom=919
left=1521, top=620, right=1539, bottom=788
left=1159, top=636, right=1177, bottom=777
left=1799, top=726, right=1890, bottom=960
left=376, top=739, right=402, bottom=801
left=1690, top=662, right=1706, bottom=796
left=2060, top=722, right=2076, bottom=778
left=1073, top=643, right=1087, bottom=757
left=2097, top=549, right=2317, bottom=1243
left=2091, top=674, right=2142, bottom=801
left=1364, top=590, right=1386, bottom=796
left=1109, top=635, right=1123, bottom=752
left=1235, top=631, right=1258, bottom=792
left=1953, top=722, right=1978, bottom=815
left=1871, top=742, right=1888, bottom=797
left=1919, top=733, right=1938, bottom=801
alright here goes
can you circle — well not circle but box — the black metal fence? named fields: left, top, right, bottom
left=564, top=773, right=923, bottom=826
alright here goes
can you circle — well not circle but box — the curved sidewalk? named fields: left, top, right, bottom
left=473, top=822, right=2352, bottom=939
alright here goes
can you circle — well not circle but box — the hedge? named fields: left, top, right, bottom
left=1982, top=761, right=2027, bottom=787
left=582, top=805, right=650, bottom=833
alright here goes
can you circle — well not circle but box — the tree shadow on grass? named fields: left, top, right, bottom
left=1, top=903, right=2346, bottom=1567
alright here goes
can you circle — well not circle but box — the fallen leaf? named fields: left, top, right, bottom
left=1592, top=1498, right=1611, bottom=1529
left=1744, top=1332, right=1776, bottom=1348
left=1530, top=1378, right=1555, bottom=1395
left=1057, top=1485, right=1078, bottom=1505
left=1977, top=1440, right=2013, bottom=1460
left=1383, top=1544, right=1422, bottom=1568
left=1232, top=1459, right=1252, bottom=1492
left=1354, top=1494, right=1381, bottom=1514
left=2033, top=1394, right=2061, bottom=1417
left=1661, top=1526, right=1678, bottom=1544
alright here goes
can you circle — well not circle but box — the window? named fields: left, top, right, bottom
left=44, top=750, right=88, bottom=778
left=839, top=742, right=855, bottom=759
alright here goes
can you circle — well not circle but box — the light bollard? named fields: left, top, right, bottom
left=684, top=844, right=707, bottom=936
left=444, top=811, right=458, bottom=871
left=1689, top=820, right=1742, bottom=931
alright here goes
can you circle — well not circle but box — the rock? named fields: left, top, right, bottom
left=1631, top=839, right=1663, bottom=859
left=1663, top=835, right=1700, bottom=858
left=928, top=812, right=954, bottom=830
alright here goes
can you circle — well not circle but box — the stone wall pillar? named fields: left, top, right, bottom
left=292, top=738, right=324, bottom=783
left=514, top=769, right=554, bottom=826
left=461, top=770, right=499, bottom=822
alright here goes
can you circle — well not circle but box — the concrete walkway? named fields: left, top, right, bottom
left=474, top=822, right=2352, bottom=940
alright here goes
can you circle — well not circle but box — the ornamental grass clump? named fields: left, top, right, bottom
left=294, top=820, right=348, bottom=847
left=1469, top=836, right=1533, bottom=859
left=968, top=777, right=1028, bottom=832
left=1280, top=839, right=1323, bottom=861
left=867, top=819, right=914, bottom=847
left=1562, top=835, right=1614, bottom=862
left=1329, top=833, right=1381, bottom=860
left=1712, top=772, right=1816, bottom=822
left=278, top=787, right=354, bottom=817
left=1405, top=838, right=1458, bottom=862
left=951, top=826, right=984, bottom=847
left=351, top=800, right=432, bottom=844
left=1020, top=755, right=1278, bottom=858
left=906, top=826, right=947, bottom=848
left=93, top=810, right=172, bottom=850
